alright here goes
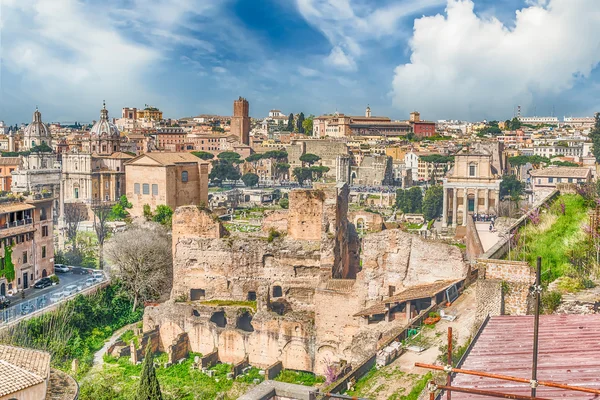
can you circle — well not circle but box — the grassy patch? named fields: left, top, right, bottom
left=199, top=300, right=257, bottom=311
left=119, top=330, right=139, bottom=347
left=274, top=370, right=325, bottom=386
left=80, top=355, right=259, bottom=400
left=390, top=372, right=432, bottom=400
left=508, top=194, right=589, bottom=281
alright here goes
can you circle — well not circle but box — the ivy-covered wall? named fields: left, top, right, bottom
left=0, top=245, right=15, bottom=283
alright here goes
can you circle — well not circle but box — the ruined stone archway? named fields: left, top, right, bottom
left=314, top=345, right=339, bottom=375
left=159, top=321, right=184, bottom=352
left=280, top=341, right=311, bottom=372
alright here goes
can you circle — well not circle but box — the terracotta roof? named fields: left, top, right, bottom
left=0, top=157, right=20, bottom=165
left=323, top=279, right=356, bottom=293
left=0, top=202, right=35, bottom=214
left=529, top=166, right=591, bottom=178
left=354, top=280, right=459, bottom=317
left=128, top=152, right=207, bottom=166
left=453, top=315, right=600, bottom=399
left=0, top=345, right=50, bottom=397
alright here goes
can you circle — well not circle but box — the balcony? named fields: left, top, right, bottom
left=0, top=218, right=35, bottom=237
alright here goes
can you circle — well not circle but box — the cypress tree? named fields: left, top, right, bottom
left=287, top=113, right=294, bottom=131
left=137, top=346, right=163, bottom=400
left=590, top=112, right=600, bottom=163
left=297, top=112, right=305, bottom=133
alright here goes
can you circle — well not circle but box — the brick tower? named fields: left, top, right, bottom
left=231, top=97, right=250, bottom=145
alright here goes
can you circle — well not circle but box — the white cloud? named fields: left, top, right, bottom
left=296, top=0, right=444, bottom=71
left=298, top=66, right=319, bottom=77
left=391, top=0, right=600, bottom=120
left=325, top=46, right=357, bottom=71
left=212, top=66, right=228, bottom=74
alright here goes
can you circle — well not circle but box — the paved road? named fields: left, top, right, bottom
left=5, top=270, right=97, bottom=309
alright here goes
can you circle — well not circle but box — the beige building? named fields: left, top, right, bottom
left=530, top=166, right=592, bottom=201
left=125, top=153, right=209, bottom=217
left=442, top=150, right=502, bottom=227
left=60, top=103, right=132, bottom=217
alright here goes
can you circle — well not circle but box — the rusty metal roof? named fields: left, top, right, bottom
left=452, top=315, right=600, bottom=399
left=354, top=279, right=459, bottom=317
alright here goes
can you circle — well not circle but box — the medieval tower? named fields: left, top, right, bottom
left=231, top=97, right=250, bottom=145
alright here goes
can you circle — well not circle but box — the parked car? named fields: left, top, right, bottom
left=0, top=296, right=10, bottom=309
left=54, top=264, right=70, bottom=273
left=85, top=278, right=97, bottom=287
left=92, top=272, right=104, bottom=281
left=71, top=267, right=89, bottom=275
left=63, top=285, right=79, bottom=296
left=33, top=277, right=53, bottom=289
left=49, top=292, right=65, bottom=303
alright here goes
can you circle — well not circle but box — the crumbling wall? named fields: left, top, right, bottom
left=359, top=229, right=467, bottom=301
left=288, top=189, right=325, bottom=241
left=262, top=210, right=289, bottom=233
left=477, top=259, right=534, bottom=316
left=168, top=332, right=190, bottom=364
left=172, top=206, right=227, bottom=242
left=465, top=215, right=484, bottom=260
left=348, top=211, right=385, bottom=233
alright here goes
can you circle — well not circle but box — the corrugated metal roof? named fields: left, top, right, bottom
left=452, top=315, right=600, bottom=399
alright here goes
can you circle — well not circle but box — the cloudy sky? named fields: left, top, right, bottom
left=1, top=0, right=599, bottom=124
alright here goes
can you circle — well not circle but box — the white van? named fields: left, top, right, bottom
left=63, top=285, right=79, bottom=296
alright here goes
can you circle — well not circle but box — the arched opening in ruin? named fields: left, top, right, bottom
left=247, top=291, right=257, bottom=301
left=356, top=218, right=365, bottom=232
left=272, top=285, right=283, bottom=298
left=210, top=311, right=227, bottom=328
left=263, top=254, right=274, bottom=268
left=271, top=302, right=286, bottom=315
left=192, top=309, right=201, bottom=317
left=236, top=311, right=254, bottom=332
left=190, top=288, right=206, bottom=301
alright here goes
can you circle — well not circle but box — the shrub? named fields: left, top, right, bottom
left=279, top=198, right=289, bottom=209
left=50, top=275, right=59, bottom=284
left=268, top=228, right=282, bottom=243
left=541, top=291, right=562, bottom=314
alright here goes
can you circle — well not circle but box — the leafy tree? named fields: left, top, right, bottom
left=275, top=162, right=290, bottom=181
left=105, top=223, right=172, bottom=312
left=92, top=202, right=112, bottom=269
left=217, top=151, right=242, bottom=163
left=143, top=204, right=152, bottom=221
left=152, top=205, right=173, bottom=226
left=287, top=113, right=294, bottom=131
left=245, top=153, right=263, bottom=163
left=297, top=112, right=305, bottom=133
left=509, top=117, right=522, bottom=131
left=279, top=197, right=289, bottom=209
left=302, top=115, right=314, bottom=135
left=551, top=160, right=579, bottom=167
left=191, top=151, right=214, bottom=161
left=30, top=143, right=53, bottom=153
left=262, top=150, right=288, bottom=161
left=408, top=187, right=423, bottom=213
left=110, top=195, right=132, bottom=221
left=590, top=112, right=600, bottom=163
left=508, top=155, right=550, bottom=167
left=299, top=153, right=321, bottom=166
left=64, top=203, right=88, bottom=251
left=310, top=165, right=330, bottom=180
left=500, top=175, right=524, bottom=200
left=209, top=160, right=241, bottom=185
left=504, top=119, right=511, bottom=129
left=136, top=345, right=163, bottom=400
left=422, top=185, right=444, bottom=221
left=293, top=167, right=313, bottom=186
left=241, top=172, right=259, bottom=188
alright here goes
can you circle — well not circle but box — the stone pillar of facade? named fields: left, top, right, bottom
left=485, top=189, right=489, bottom=213
left=463, top=188, right=469, bottom=226
left=452, top=188, right=458, bottom=227
left=442, top=187, right=449, bottom=227
left=474, top=188, right=478, bottom=214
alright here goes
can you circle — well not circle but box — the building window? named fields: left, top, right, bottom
left=42, top=226, right=49, bottom=237
left=557, top=178, right=562, bottom=183
left=105, top=181, right=109, bottom=189
left=134, top=183, right=140, bottom=194
left=568, top=178, right=573, bottom=183
left=22, top=251, right=27, bottom=264
left=152, top=184, right=158, bottom=196
left=142, top=183, right=150, bottom=195
left=549, top=177, right=553, bottom=183
left=469, top=164, right=476, bottom=177
left=182, top=171, right=189, bottom=182
left=42, top=246, right=46, bottom=258
left=74, top=188, right=79, bottom=199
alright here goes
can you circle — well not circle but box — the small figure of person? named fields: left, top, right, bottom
left=489, top=223, right=493, bottom=232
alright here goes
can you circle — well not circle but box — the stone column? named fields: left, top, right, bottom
left=463, top=188, right=469, bottom=226
left=452, top=188, right=458, bottom=227
left=406, top=300, right=412, bottom=322
left=474, top=188, right=478, bottom=215
left=442, top=187, right=449, bottom=227
left=485, top=189, right=489, bottom=213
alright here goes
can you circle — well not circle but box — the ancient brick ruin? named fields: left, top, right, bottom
left=144, top=183, right=468, bottom=374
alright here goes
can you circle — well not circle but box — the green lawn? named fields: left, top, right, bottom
left=508, top=194, right=589, bottom=281
left=80, top=355, right=262, bottom=400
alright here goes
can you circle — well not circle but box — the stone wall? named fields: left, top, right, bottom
left=262, top=210, right=289, bottom=233
left=287, top=190, right=325, bottom=241
left=265, top=361, right=283, bottom=380
left=465, top=215, right=484, bottom=261
left=168, top=332, right=190, bottom=364
left=348, top=211, right=385, bottom=233
left=201, top=349, right=219, bottom=369
left=172, top=206, right=228, bottom=241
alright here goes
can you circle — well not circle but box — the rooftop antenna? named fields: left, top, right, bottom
left=517, top=105, right=521, bottom=118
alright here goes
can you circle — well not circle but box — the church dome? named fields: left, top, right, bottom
left=90, top=101, right=120, bottom=138
left=24, top=107, right=50, bottom=141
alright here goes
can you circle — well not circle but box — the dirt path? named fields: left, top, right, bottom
left=92, top=322, right=139, bottom=369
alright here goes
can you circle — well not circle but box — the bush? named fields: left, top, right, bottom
left=268, top=228, right=282, bottom=243
left=279, top=198, right=289, bottom=209
left=541, top=291, right=562, bottom=314
left=50, top=275, right=59, bottom=284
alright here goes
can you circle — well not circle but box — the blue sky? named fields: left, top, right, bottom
left=1, top=0, right=600, bottom=125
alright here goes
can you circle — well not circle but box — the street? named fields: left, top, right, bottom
left=6, top=272, right=93, bottom=309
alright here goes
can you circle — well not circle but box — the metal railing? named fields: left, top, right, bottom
left=0, top=218, right=33, bottom=230
left=0, top=275, right=108, bottom=326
